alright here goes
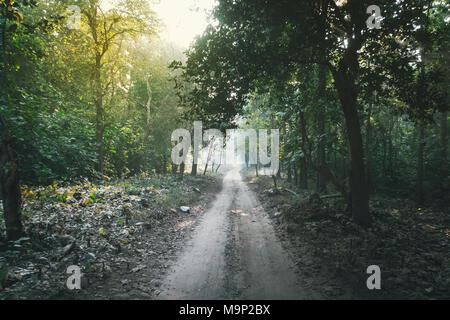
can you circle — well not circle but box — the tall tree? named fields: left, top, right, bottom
left=180, top=0, right=429, bottom=225
left=0, top=0, right=34, bottom=240
left=80, top=0, right=157, bottom=176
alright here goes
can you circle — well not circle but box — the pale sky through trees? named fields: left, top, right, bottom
left=154, top=0, right=216, bottom=48
left=101, top=0, right=216, bottom=48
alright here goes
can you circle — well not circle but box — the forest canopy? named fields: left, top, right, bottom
left=0, top=0, right=449, bottom=302
left=173, top=0, right=449, bottom=225
left=0, top=0, right=449, bottom=237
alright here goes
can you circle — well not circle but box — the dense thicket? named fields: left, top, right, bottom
left=174, top=0, right=449, bottom=224
left=1, top=0, right=186, bottom=239
left=0, top=0, right=448, bottom=240
left=1, top=0, right=185, bottom=184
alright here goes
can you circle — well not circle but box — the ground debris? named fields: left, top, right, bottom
left=250, top=175, right=450, bottom=300
left=0, top=174, right=221, bottom=300
left=179, top=206, right=190, bottom=213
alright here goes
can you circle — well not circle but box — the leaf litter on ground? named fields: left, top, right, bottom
left=0, top=174, right=221, bottom=299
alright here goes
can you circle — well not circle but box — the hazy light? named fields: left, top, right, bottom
left=154, top=0, right=216, bottom=48
left=100, top=0, right=216, bottom=48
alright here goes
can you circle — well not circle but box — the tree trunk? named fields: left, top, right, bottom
left=366, top=99, right=372, bottom=193
left=417, top=117, right=425, bottom=205
left=317, top=66, right=327, bottom=193
left=272, top=174, right=277, bottom=188
left=300, top=158, right=308, bottom=189
left=0, top=15, right=23, bottom=240
left=332, top=70, right=370, bottom=225
left=416, top=4, right=431, bottom=204
left=332, top=149, right=336, bottom=173
left=87, top=4, right=105, bottom=178
left=316, top=2, right=328, bottom=193
left=145, top=74, right=152, bottom=138
left=0, top=130, right=24, bottom=240
left=94, top=55, right=105, bottom=177
left=341, top=153, right=347, bottom=181
left=441, top=110, right=448, bottom=183
left=191, top=163, right=197, bottom=176
left=293, top=163, right=298, bottom=185
left=382, top=131, right=387, bottom=176
left=299, top=111, right=308, bottom=189
left=180, top=162, right=185, bottom=180
left=388, top=120, right=393, bottom=179
left=162, top=158, right=167, bottom=174
left=287, top=163, right=292, bottom=183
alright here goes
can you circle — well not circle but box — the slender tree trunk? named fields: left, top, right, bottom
left=317, top=66, right=327, bottom=193
left=0, top=135, right=23, bottom=241
left=366, top=100, right=372, bottom=193
left=366, top=59, right=374, bottom=192
left=272, top=174, right=277, bottom=188
left=300, top=158, right=308, bottom=189
left=333, top=147, right=337, bottom=173
left=203, top=137, right=216, bottom=175
left=441, top=110, right=448, bottom=183
left=87, top=4, right=105, bottom=178
left=417, top=116, right=425, bottom=204
left=299, top=111, right=308, bottom=189
left=417, top=2, right=431, bottom=204
left=287, top=163, right=292, bottom=183
left=145, top=74, right=152, bottom=138
left=180, top=162, right=185, bottom=180
left=191, top=130, right=198, bottom=176
left=293, top=164, right=298, bottom=186
left=382, top=131, right=387, bottom=176
left=94, top=51, right=104, bottom=177
left=162, top=158, right=167, bottom=174
left=341, top=153, right=347, bottom=181
left=192, top=122, right=202, bottom=176
left=141, top=72, right=152, bottom=174
left=315, top=2, right=328, bottom=193
left=0, top=15, right=23, bottom=240
left=215, top=150, right=222, bottom=173
left=388, top=121, right=393, bottom=179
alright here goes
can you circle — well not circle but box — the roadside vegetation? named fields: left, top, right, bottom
left=0, top=173, right=221, bottom=299
left=248, top=174, right=450, bottom=299
left=0, top=0, right=448, bottom=300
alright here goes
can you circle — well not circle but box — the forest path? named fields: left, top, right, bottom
left=157, top=167, right=317, bottom=299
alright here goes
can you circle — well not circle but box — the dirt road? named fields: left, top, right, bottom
left=158, top=168, right=318, bottom=300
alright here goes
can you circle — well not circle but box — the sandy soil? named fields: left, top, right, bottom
left=157, top=168, right=322, bottom=299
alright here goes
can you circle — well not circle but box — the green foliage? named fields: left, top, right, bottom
left=1, top=0, right=187, bottom=186
left=176, top=0, right=449, bottom=207
left=1, top=0, right=448, bottom=206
